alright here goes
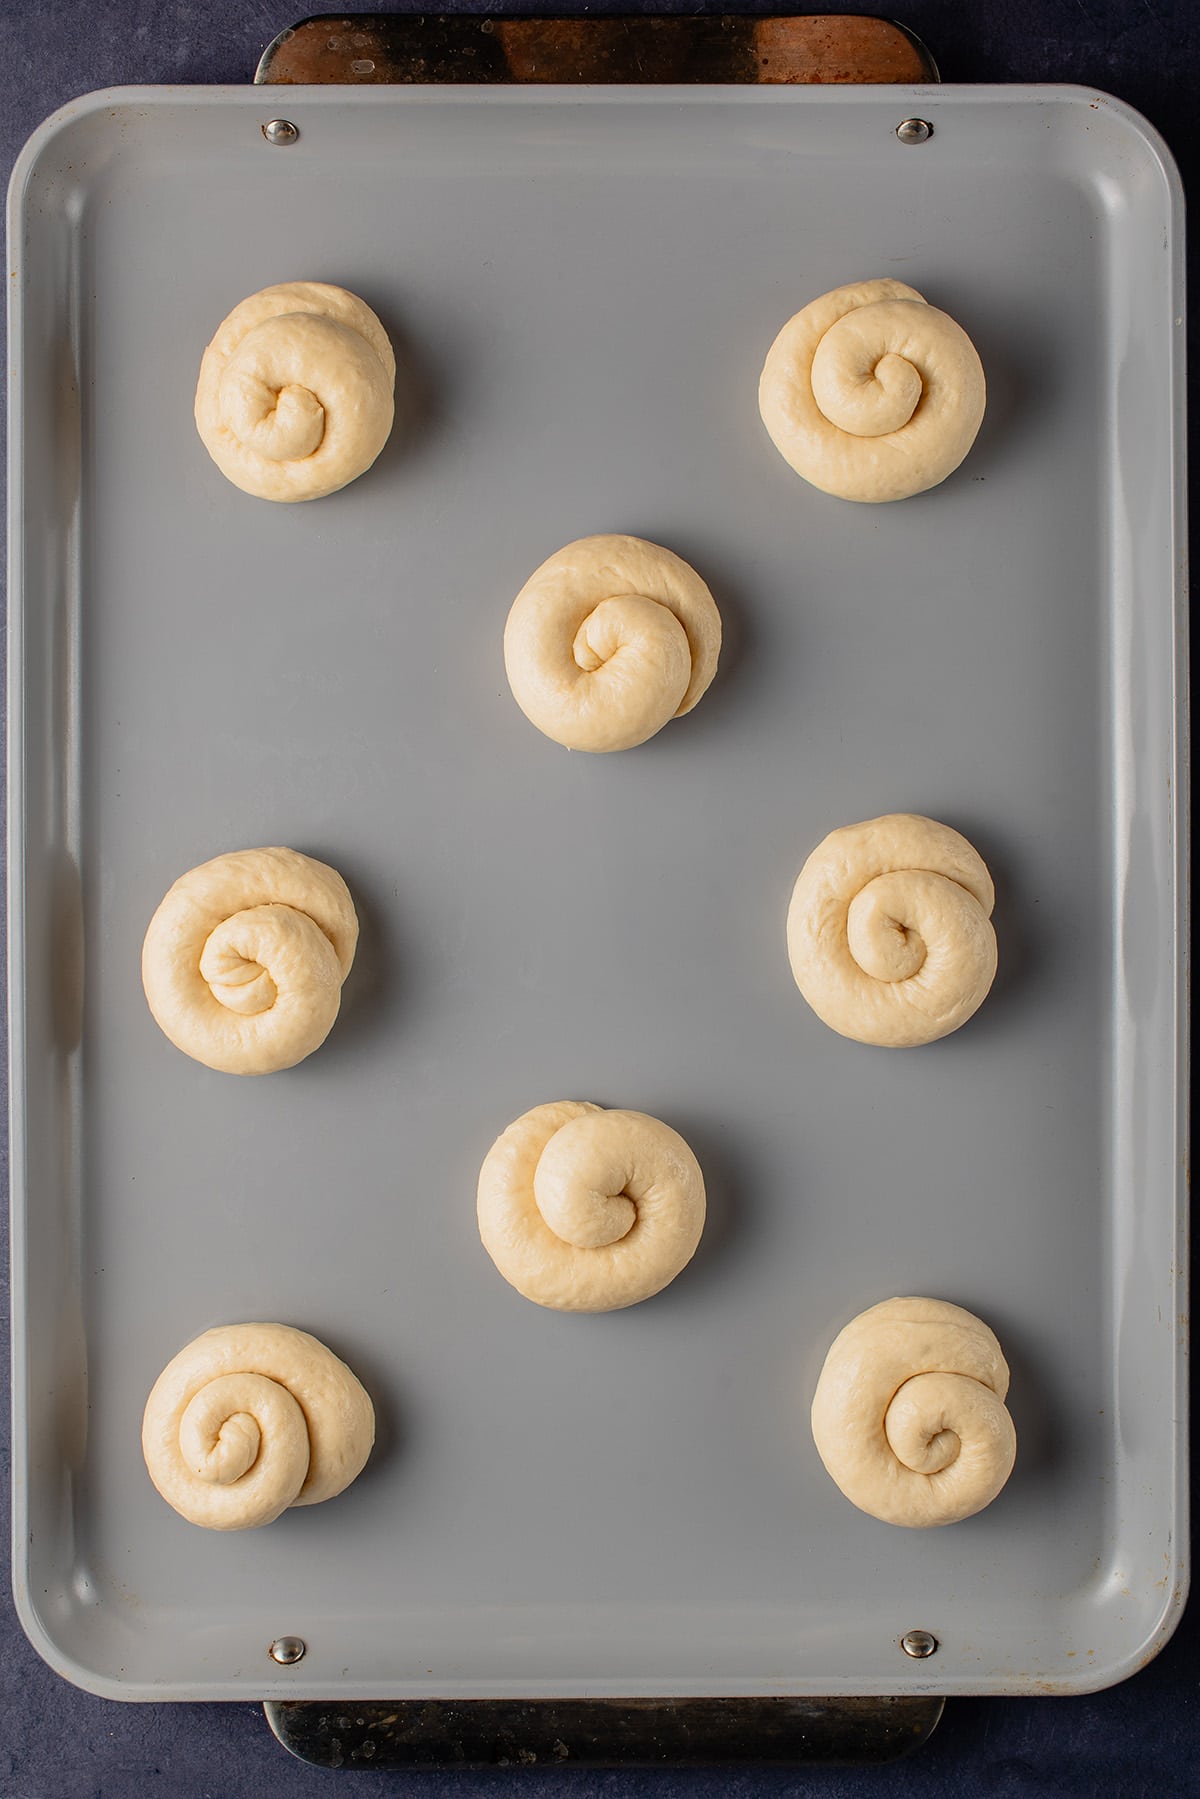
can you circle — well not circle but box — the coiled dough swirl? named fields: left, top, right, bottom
left=142, top=847, right=359, bottom=1074
left=504, top=535, right=722, bottom=751
left=142, top=1322, right=375, bottom=1530
left=477, top=1101, right=707, bottom=1311
left=811, top=1297, right=1017, bottom=1527
left=758, top=279, right=986, bottom=502
left=194, top=282, right=395, bottom=501
left=787, top=814, right=997, bottom=1048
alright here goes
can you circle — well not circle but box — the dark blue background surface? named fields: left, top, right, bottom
left=1, top=4, right=1195, bottom=1795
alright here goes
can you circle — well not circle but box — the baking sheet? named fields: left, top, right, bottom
left=7, top=83, right=1186, bottom=1700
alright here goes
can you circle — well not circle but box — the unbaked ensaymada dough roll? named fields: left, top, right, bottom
left=810, top=1297, right=1017, bottom=1527
left=477, top=1101, right=707, bottom=1311
left=142, top=1323, right=375, bottom=1530
left=759, top=279, right=986, bottom=502
left=142, top=847, right=359, bottom=1075
left=787, top=813, right=997, bottom=1048
left=194, top=281, right=396, bottom=501
left=503, top=535, right=722, bottom=751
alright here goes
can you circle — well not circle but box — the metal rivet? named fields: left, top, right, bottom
left=896, top=118, right=933, bottom=145
left=269, top=1635, right=306, bottom=1665
left=901, top=1629, right=939, bottom=1658
left=262, top=119, right=299, bottom=147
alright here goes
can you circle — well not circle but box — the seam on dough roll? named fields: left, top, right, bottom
left=786, top=813, right=997, bottom=1047
left=141, top=846, right=359, bottom=1074
left=194, top=281, right=396, bottom=502
left=810, top=1296, right=1017, bottom=1527
left=503, top=535, right=722, bottom=752
left=758, top=279, right=986, bottom=503
left=141, top=1322, right=375, bottom=1530
left=477, top=1101, right=707, bottom=1310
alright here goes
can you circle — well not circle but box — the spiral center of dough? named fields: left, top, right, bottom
left=192, top=1411, right=262, bottom=1484
left=809, top=304, right=928, bottom=438
left=570, top=594, right=669, bottom=668
left=846, top=874, right=929, bottom=983
left=221, top=366, right=326, bottom=463
left=175, top=1373, right=302, bottom=1487
left=215, top=311, right=383, bottom=467
left=199, top=910, right=286, bottom=1015
left=567, top=594, right=694, bottom=733
left=811, top=347, right=922, bottom=437
left=533, top=1113, right=643, bottom=1249
left=885, top=1378, right=963, bottom=1474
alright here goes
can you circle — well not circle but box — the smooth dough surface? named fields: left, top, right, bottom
left=787, top=813, right=997, bottom=1047
left=194, top=281, right=395, bottom=501
left=142, top=847, right=359, bottom=1074
left=758, top=279, right=986, bottom=502
left=503, top=535, right=722, bottom=751
left=142, top=1322, right=375, bottom=1530
left=477, top=1101, right=707, bottom=1310
left=810, top=1297, right=1017, bottom=1527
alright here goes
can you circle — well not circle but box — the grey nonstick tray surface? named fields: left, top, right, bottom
left=7, top=83, right=1187, bottom=1701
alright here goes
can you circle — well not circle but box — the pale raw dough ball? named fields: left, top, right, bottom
left=503, top=535, right=722, bottom=752
left=477, top=1101, right=707, bottom=1311
left=142, top=847, right=359, bottom=1074
left=758, top=278, right=986, bottom=502
left=787, top=813, right=997, bottom=1047
left=811, top=1297, right=1017, bottom=1527
left=142, top=1322, right=375, bottom=1530
left=194, top=281, right=395, bottom=501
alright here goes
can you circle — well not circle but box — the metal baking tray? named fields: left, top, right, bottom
left=8, top=82, right=1186, bottom=1702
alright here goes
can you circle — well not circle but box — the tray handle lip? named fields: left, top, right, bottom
left=261, top=1691, right=948, bottom=1769
left=252, top=11, right=943, bottom=87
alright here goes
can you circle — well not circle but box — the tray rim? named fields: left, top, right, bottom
left=6, top=78, right=1189, bottom=1702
